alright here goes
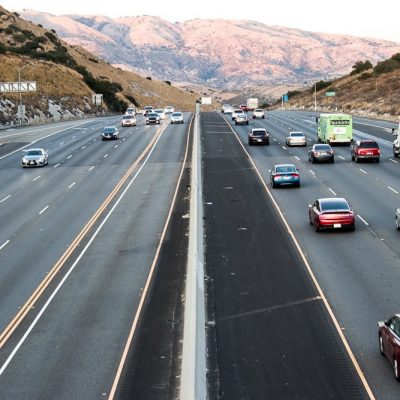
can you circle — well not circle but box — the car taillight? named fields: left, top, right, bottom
left=378, top=149, right=381, bottom=154
left=291, top=173, right=299, bottom=178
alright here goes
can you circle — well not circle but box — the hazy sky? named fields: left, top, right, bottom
left=2, top=0, right=400, bottom=43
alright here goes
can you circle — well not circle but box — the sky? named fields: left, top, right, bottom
left=1, top=0, right=400, bottom=43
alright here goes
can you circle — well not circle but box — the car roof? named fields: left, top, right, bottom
left=358, top=139, right=377, bottom=143
left=104, top=125, right=117, bottom=129
left=318, top=197, right=348, bottom=204
left=274, top=163, right=296, bottom=168
left=289, top=131, right=304, bottom=135
left=252, top=128, right=266, bottom=132
left=313, top=143, right=331, bottom=147
left=26, top=148, right=44, bottom=151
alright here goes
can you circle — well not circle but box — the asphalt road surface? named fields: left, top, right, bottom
left=0, top=114, right=191, bottom=399
left=210, top=109, right=400, bottom=400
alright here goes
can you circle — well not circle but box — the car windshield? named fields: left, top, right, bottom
left=155, top=110, right=163, bottom=113
left=26, top=150, right=42, bottom=156
left=320, top=200, right=349, bottom=212
left=123, top=116, right=133, bottom=119
left=314, top=145, right=331, bottom=150
left=103, top=127, right=116, bottom=133
left=254, top=109, right=263, bottom=112
left=275, top=165, right=296, bottom=173
left=359, top=141, right=379, bottom=148
left=145, top=107, right=153, bottom=110
left=172, top=113, right=182, bottom=117
left=234, top=110, right=243, bottom=113
left=148, top=113, right=158, bottom=117
left=252, top=130, right=266, bottom=136
left=291, top=132, right=304, bottom=137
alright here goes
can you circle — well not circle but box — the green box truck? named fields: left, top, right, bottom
left=316, top=114, right=352, bottom=145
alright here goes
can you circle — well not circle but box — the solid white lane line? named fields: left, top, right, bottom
left=309, top=169, right=316, bottom=175
left=390, top=158, right=398, bottom=164
left=359, top=168, right=367, bottom=174
left=282, top=146, right=287, bottom=150
left=67, top=155, right=72, bottom=159
left=39, top=205, right=49, bottom=215
left=32, top=176, right=41, bottom=182
left=81, top=146, right=86, bottom=150
left=0, top=195, right=11, bottom=203
left=0, top=240, right=10, bottom=251
left=68, top=182, right=76, bottom=189
left=273, top=138, right=277, bottom=142
left=357, top=215, right=369, bottom=226
left=53, top=163, right=60, bottom=168
left=339, top=155, right=345, bottom=160
left=104, top=154, right=108, bottom=158
left=295, top=156, right=300, bottom=161
left=329, top=188, right=337, bottom=196
left=88, top=166, right=95, bottom=171
left=388, top=186, right=399, bottom=194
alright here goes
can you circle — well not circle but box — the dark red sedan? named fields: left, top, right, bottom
left=378, top=314, right=400, bottom=381
left=308, top=197, right=355, bottom=232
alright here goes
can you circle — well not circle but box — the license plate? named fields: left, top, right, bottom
left=333, top=224, right=342, bottom=228
left=257, top=139, right=262, bottom=142
left=283, top=176, right=290, bottom=180
left=367, top=152, right=373, bottom=155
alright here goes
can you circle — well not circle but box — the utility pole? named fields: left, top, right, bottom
left=314, top=82, right=317, bottom=111
left=17, top=62, right=32, bottom=125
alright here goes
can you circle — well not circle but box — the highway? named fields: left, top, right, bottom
left=0, top=114, right=191, bottom=399
left=208, top=110, right=400, bottom=400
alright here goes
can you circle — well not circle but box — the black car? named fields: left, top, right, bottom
left=308, top=144, right=334, bottom=163
left=101, top=126, right=119, bottom=141
left=248, top=128, right=270, bottom=145
left=146, top=112, right=160, bottom=125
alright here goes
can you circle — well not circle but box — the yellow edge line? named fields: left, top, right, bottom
left=218, top=112, right=376, bottom=400
left=108, top=114, right=194, bottom=399
left=0, top=123, right=167, bottom=349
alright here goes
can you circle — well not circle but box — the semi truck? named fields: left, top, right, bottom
left=246, top=98, right=258, bottom=111
left=316, top=113, right=352, bottom=145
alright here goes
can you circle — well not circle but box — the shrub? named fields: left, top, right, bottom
left=287, top=90, right=301, bottom=98
left=391, top=53, right=400, bottom=62
left=12, top=33, right=26, bottom=43
left=44, top=31, right=59, bottom=45
left=310, top=80, right=333, bottom=92
left=164, top=80, right=171, bottom=85
left=88, top=57, right=99, bottom=63
left=351, top=60, right=373, bottom=75
left=125, top=94, right=139, bottom=107
left=146, top=76, right=152, bottom=80
left=374, top=59, right=400, bottom=75
left=358, top=72, right=372, bottom=81
left=38, top=24, right=43, bottom=28
left=0, top=42, right=6, bottom=54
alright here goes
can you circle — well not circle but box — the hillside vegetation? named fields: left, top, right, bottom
left=0, top=6, right=196, bottom=124
left=283, top=54, right=400, bottom=119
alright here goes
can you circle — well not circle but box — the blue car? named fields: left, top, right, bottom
left=270, top=164, right=300, bottom=188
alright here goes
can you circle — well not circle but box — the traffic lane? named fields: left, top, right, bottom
left=0, top=125, right=166, bottom=332
left=0, top=115, right=189, bottom=399
left=202, top=112, right=369, bottom=399
left=226, top=116, right=400, bottom=398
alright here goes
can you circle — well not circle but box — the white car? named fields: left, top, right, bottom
left=232, top=109, right=245, bottom=121
left=286, top=131, right=307, bottom=146
left=125, top=107, right=135, bottom=115
left=22, top=148, right=48, bottom=167
left=222, top=104, right=234, bottom=114
left=396, top=208, right=400, bottom=230
left=154, top=109, right=166, bottom=120
left=164, top=105, right=175, bottom=114
left=235, top=114, right=249, bottom=125
left=121, top=115, right=137, bottom=127
left=171, top=112, right=184, bottom=124
left=252, top=109, right=265, bottom=119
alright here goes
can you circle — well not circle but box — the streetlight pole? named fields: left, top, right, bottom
left=314, top=82, right=317, bottom=111
left=17, top=62, right=32, bottom=125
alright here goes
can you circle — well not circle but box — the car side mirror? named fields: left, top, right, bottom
left=308, top=204, right=312, bottom=208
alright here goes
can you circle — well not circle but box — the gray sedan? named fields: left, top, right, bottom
left=22, top=148, right=49, bottom=167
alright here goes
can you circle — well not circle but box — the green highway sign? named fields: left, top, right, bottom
left=325, top=91, right=336, bottom=97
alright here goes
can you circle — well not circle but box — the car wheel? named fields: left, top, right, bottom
left=253, top=116, right=255, bottom=119
left=266, top=141, right=270, bottom=145
left=314, top=220, right=320, bottom=232
left=272, top=181, right=276, bottom=188
left=296, top=182, right=300, bottom=188
left=396, top=217, right=400, bottom=230
left=379, top=334, right=385, bottom=355
left=355, top=156, right=359, bottom=163
left=394, top=358, right=400, bottom=381
left=351, top=154, right=354, bottom=161
left=262, top=116, right=265, bottom=119
left=331, top=157, right=334, bottom=163
left=349, top=224, right=355, bottom=232
left=248, top=140, right=252, bottom=145
left=376, top=158, right=380, bottom=163
left=246, top=121, right=249, bottom=125
left=311, top=157, right=315, bottom=164
left=235, top=122, right=238, bottom=125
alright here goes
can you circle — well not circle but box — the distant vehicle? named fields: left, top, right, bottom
left=154, top=109, right=166, bottom=120
left=240, top=104, right=248, bottom=112
left=22, top=148, right=48, bottom=168
left=171, top=111, right=184, bottom=124
left=392, top=129, right=400, bottom=157
left=286, top=131, right=306, bottom=147
left=396, top=208, right=400, bottom=230
left=252, top=109, right=265, bottom=119
left=125, top=107, right=135, bottom=115
left=121, top=114, right=137, bottom=127
left=316, top=113, right=352, bottom=145
left=222, top=104, right=234, bottom=114
left=101, top=126, right=119, bottom=140
left=308, top=144, right=334, bottom=163
left=248, top=128, right=269, bottom=145
left=308, top=197, right=355, bottom=232
left=351, top=139, right=380, bottom=163
left=235, top=113, right=249, bottom=125
left=270, top=164, right=300, bottom=188
left=144, top=106, right=154, bottom=116
left=146, top=112, right=160, bottom=125
left=164, top=105, right=175, bottom=114
left=246, top=98, right=258, bottom=111
left=232, top=109, right=245, bottom=121
left=378, top=314, right=400, bottom=381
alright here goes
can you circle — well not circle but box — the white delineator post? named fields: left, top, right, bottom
left=180, top=103, right=206, bottom=400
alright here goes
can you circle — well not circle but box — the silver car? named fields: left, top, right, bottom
left=171, top=112, right=184, bottom=124
left=22, top=148, right=48, bottom=167
left=396, top=208, right=400, bottom=230
left=286, top=131, right=307, bottom=146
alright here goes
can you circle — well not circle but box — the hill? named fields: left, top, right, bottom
left=281, top=54, right=400, bottom=119
left=19, top=10, right=400, bottom=89
left=0, top=6, right=196, bottom=124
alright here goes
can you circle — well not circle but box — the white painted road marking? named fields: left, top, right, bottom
left=32, top=176, right=41, bottom=182
left=357, top=215, right=369, bottom=226
left=390, top=158, right=398, bottom=164
left=359, top=168, right=367, bottom=174
left=68, top=182, right=76, bottom=189
left=282, top=146, right=287, bottom=150
left=329, top=188, right=337, bottom=196
left=53, top=163, right=60, bottom=168
left=88, top=166, right=94, bottom=171
left=0, top=240, right=10, bottom=251
left=309, top=169, right=315, bottom=175
left=388, top=186, right=399, bottom=194
left=39, top=205, right=49, bottom=215
left=295, top=156, right=300, bottom=161
left=81, top=146, right=86, bottom=150
left=339, top=156, right=345, bottom=160
left=104, top=154, right=108, bottom=158
left=67, top=155, right=72, bottom=159
left=0, top=195, right=11, bottom=203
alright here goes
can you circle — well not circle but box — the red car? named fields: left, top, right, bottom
left=240, top=104, right=248, bottom=112
left=351, top=139, right=381, bottom=163
left=308, top=197, right=355, bottom=232
left=378, top=314, right=400, bottom=381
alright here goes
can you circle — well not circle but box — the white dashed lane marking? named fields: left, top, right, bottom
left=32, top=176, right=41, bottom=182
left=67, top=155, right=72, bottom=160
left=357, top=215, right=369, bottom=226
left=388, top=186, right=399, bottom=194
left=88, top=166, right=95, bottom=171
left=329, top=188, right=337, bottom=196
left=339, top=156, right=345, bottom=160
left=39, top=205, right=49, bottom=215
left=53, top=163, right=60, bottom=168
left=0, top=195, right=11, bottom=203
left=359, top=168, right=367, bottom=174
left=0, top=240, right=10, bottom=251
left=68, top=182, right=76, bottom=189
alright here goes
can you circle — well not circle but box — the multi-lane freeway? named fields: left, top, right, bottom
left=0, top=110, right=399, bottom=399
